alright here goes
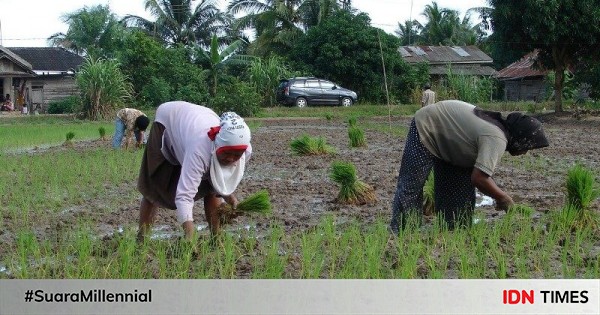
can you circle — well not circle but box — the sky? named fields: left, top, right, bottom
left=0, top=0, right=488, bottom=47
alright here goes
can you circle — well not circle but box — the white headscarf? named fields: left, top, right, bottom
left=209, top=112, right=251, bottom=196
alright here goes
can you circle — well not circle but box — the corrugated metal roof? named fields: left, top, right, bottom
left=400, top=45, right=493, bottom=64
left=430, top=64, right=496, bottom=76
left=6, top=47, right=85, bottom=72
left=495, top=50, right=547, bottom=80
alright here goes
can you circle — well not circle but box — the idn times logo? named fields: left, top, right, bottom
left=503, top=290, right=589, bottom=304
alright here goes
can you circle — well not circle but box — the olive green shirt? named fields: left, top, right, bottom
left=414, top=100, right=507, bottom=176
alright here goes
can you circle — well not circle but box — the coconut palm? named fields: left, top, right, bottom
left=122, top=0, right=228, bottom=48
left=228, top=0, right=306, bottom=56
left=48, top=5, right=125, bottom=58
left=301, top=0, right=341, bottom=28
left=395, top=19, right=423, bottom=45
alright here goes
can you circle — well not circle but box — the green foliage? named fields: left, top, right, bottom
left=437, top=67, right=495, bottom=103
left=117, top=32, right=209, bottom=108
left=140, top=78, right=172, bottom=107
left=325, top=113, right=334, bottom=121
left=198, top=35, right=252, bottom=97
left=566, top=164, right=599, bottom=211
left=98, top=127, right=106, bottom=138
left=209, top=78, right=262, bottom=117
left=489, top=0, right=600, bottom=112
left=47, top=96, right=81, bottom=114
left=290, top=134, right=336, bottom=155
left=237, top=190, right=272, bottom=215
left=348, top=127, right=366, bottom=148
left=76, top=57, right=133, bottom=120
left=290, top=10, right=422, bottom=104
left=249, top=56, right=296, bottom=107
left=330, top=161, right=376, bottom=204
left=49, top=4, right=125, bottom=58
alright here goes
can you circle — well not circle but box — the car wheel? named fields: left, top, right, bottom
left=341, top=97, right=353, bottom=107
left=296, top=97, right=307, bottom=108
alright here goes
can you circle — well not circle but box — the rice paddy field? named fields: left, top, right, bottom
left=0, top=104, right=599, bottom=279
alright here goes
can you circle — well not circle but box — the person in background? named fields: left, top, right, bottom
left=421, top=84, right=436, bottom=107
left=1, top=94, right=14, bottom=111
left=112, top=108, right=150, bottom=149
left=390, top=100, right=549, bottom=234
left=136, top=101, right=252, bottom=241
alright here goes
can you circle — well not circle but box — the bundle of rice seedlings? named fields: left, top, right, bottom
left=237, top=190, right=272, bottom=214
left=330, top=161, right=376, bottom=204
left=325, top=113, right=334, bottom=121
left=290, top=134, right=336, bottom=155
left=63, top=131, right=75, bottom=147
left=348, top=117, right=357, bottom=127
left=98, top=126, right=107, bottom=141
left=348, top=127, right=366, bottom=147
left=422, top=171, right=435, bottom=216
left=218, top=190, right=272, bottom=224
left=566, top=163, right=599, bottom=211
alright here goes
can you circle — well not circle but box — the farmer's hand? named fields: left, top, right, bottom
left=224, top=194, right=239, bottom=210
left=495, top=195, right=515, bottom=212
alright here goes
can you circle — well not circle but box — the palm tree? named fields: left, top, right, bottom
left=122, top=0, right=228, bottom=48
left=227, top=0, right=306, bottom=57
left=420, top=2, right=460, bottom=45
left=48, top=5, right=125, bottom=58
left=395, top=19, right=423, bottom=45
left=301, top=0, right=341, bottom=28
left=197, top=35, right=254, bottom=96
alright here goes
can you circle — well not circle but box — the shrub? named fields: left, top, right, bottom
left=209, top=78, right=261, bottom=117
left=330, top=161, right=376, bottom=204
left=47, top=96, right=81, bottom=114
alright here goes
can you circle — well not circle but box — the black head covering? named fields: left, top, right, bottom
left=504, top=113, right=549, bottom=153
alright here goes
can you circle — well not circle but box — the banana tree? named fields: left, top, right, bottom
left=197, top=34, right=253, bottom=96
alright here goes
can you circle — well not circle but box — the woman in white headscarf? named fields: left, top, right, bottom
left=136, top=101, right=252, bottom=241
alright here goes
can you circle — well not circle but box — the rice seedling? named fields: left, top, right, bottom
left=348, top=116, right=357, bottom=127
left=330, top=161, right=376, bottom=204
left=63, top=131, right=75, bottom=147
left=565, top=163, right=599, bottom=211
left=508, top=203, right=535, bottom=216
left=290, top=134, right=336, bottom=155
left=423, top=171, right=435, bottom=216
left=324, top=113, right=333, bottom=121
left=98, top=126, right=107, bottom=141
left=237, top=190, right=272, bottom=214
left=348, top=126, right=366, bottom=148
left=219, top=190, right=272, bottom=223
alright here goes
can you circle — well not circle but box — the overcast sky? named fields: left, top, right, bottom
left=0, top=0, right=488, bottom=47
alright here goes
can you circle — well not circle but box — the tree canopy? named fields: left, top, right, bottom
left=490, top=0, right=600, bottom=111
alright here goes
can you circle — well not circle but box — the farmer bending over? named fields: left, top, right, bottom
left=136, top=101, right=252, bottom=241
left=112, top=108, right=150, bottom=149
left=390, top=100, right=549, bottom=234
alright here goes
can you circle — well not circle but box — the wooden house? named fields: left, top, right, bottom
left=0, top=46, right=84, bottom=112
left=494, top=51, right=548, bottom=102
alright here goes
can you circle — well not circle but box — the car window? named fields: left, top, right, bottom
left=291, top=80, right=305, bottom=87
left=306, top=80, right=320, bottom=88
left=320, top=81, right=334, bottom=89
left=278, top=81, right=289, bottom=88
